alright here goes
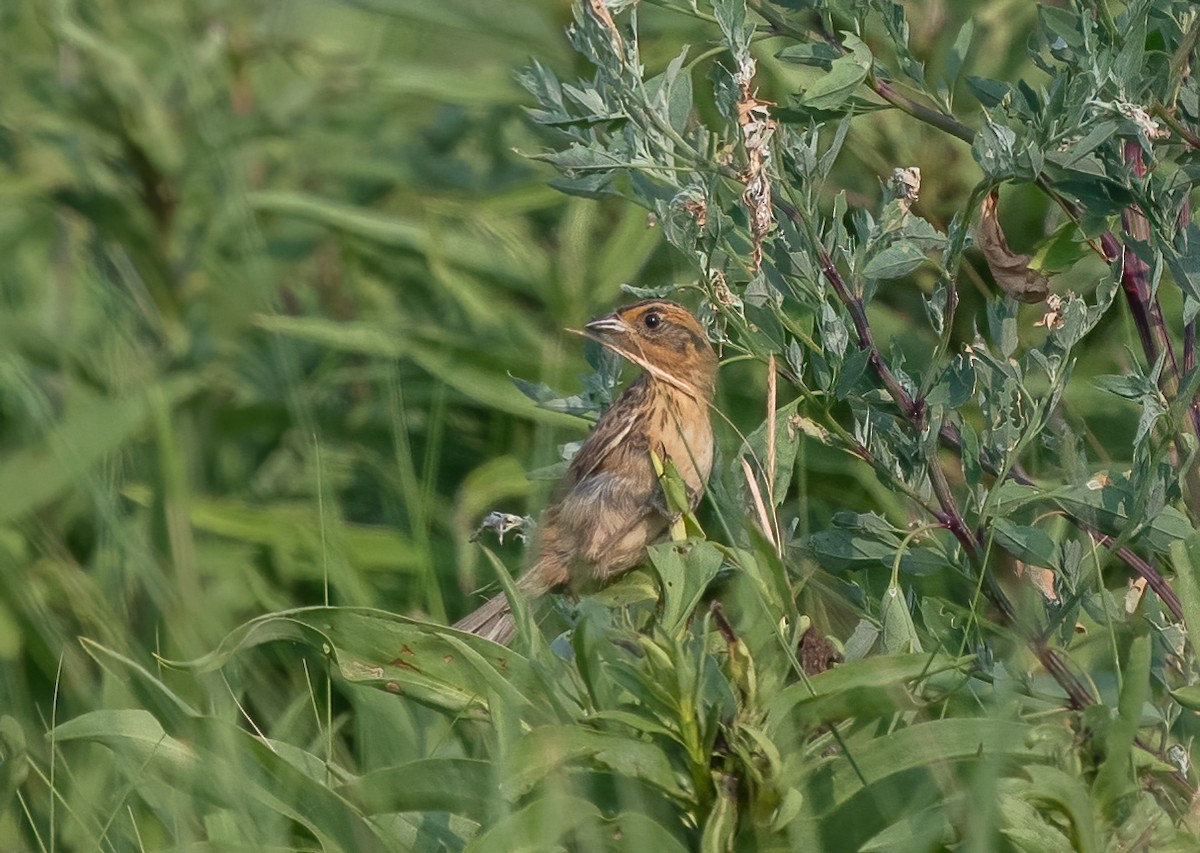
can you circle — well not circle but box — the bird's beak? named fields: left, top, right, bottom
left=584, top=313, right=630, bottom=337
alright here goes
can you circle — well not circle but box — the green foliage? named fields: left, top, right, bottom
left=8, top=0, right=1200, bottom=850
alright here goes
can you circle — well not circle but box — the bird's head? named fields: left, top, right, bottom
left=582, top=300, right=718, bottom=399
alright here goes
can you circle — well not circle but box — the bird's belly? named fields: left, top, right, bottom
left=659, top=397, right=713, bottom=501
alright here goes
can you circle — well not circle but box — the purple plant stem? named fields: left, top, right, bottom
left=772, top=193, right=1096, bottom=708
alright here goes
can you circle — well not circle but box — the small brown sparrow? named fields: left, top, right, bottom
left=454, top=299, right=719, bottom=644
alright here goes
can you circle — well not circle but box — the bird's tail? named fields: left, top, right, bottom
left=453, top=563, right=559, bottom=646
left=452, top=591, right=517, bottom=645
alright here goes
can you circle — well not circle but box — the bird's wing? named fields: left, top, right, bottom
left=546, top=470, right=664, bottom=581
left=559, top=377, right=650, bottom=490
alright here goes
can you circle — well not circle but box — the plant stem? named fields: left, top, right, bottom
left=870, top=79, right=975, bottom=144
left=771, top=192, right=922, bottom=422
left=771, top=192, right=1096, bottom=709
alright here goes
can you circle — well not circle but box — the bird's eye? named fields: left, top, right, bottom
left=643, top=312, right=662, bottom=330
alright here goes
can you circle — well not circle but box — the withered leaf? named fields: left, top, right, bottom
left=977, top=190, right=1050, bottom=304
left=799, top=625, right=842, bottom=676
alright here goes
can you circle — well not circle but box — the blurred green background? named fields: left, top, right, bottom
left=0, top=0, right=1140, bottom=848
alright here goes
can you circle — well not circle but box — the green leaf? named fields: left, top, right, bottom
left=713, top=0, right=751, bottom=57
left=250, top=190, right=546, bottom=288
left=1167, top=223, right=1200, bottom=308
left=881, top=582, right=922, bottom=653
left=661, top=46, right=693, bottom=134
left=0, top=376, right=199, bottom=525
left=862, top=241, right=928, bottom=280
left=1010, top=766, right=1100, bottom=853
left=1053, top=479, right=1194, bottom=553
left=804, top=526, right=950, bottom=576
left=50, top=709, right=195, bottom=771
left=499, top=726, right=687, bottom=802
left=860, top=799, right=952, bottom=852
left=766, top=653, right=971, bottom=737
left=700, top=772, right=738, bottom=853
left=775, top=42, right=841, bottom=67
left=52, top=711, right=398, bottom=851
left=992, top=518, right=1059, bottom=569
left=736, top=398, right=802, bottom=506
left=784, top=718, right=1058, bottom=837
left=78, top=638, right=201, bottom=732
left=162, top=607, right=561, bottom=720
left=1038, top=5, right=1085, bottom=52
left=465, top=796, right=688, bottom=853
left=254, top=315, right=582, bottom=428
left=802, top=33, right=871, bottom=111
left=972, top=121, right=1017, bottom=179
left=1056, top=121, right=1121, bottom=168
left=647, top=540, right=724, bottom=636
left=1093, top=373, right=1156, bottom=401
left=121, top=487, right=426, bottom=576
left=1093, top=617, right=1151, bottom=820
left=945, top=18, right=974, bottom=96
left=0, top=716, right=27, bottom=806
left=967, top=76, right=1013, bottom=108
left=1030, top=221, right=1093, bottom=273
left=1171, top=538, right=1200, bottom=675
left=339, top=758, right=495, bottom=821
left=1169, top=685, right=1200, bottom=712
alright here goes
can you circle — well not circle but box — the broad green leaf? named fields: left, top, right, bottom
left=1093, top=613, right=1151, bottom=820
left=966, top=76, right=1013, bottom=108
left=1054, top=480, right=1194, bottom=553
left=161, top=607, right=563, bottom=720
left=994, top=478, right=1195, bottom=554
left=995, top=787, right=1076, bottom=852
left=881, top=582, right=922, bottom=654
left=802, top=33, right=871, bottom=110
left=499, top=725, right=688, bottom=802
left=945, top=18, right=974, bottom=95
left=775, top=42, right=842, bottom=67
left=859, top=799, right=952, bottom=852
left=1038, top=5, right=1085, bottom=51
left=736, top=398, right=802, bottom=505
left=1011, top=766, right=1100, bottom=853
left=1173, top=538, right=1200, bottom=662
left=804, top=528, right=950, bottom=575
left=862, top=241, right=928, bottom=280
left=992, top=518, right=1059, bottom=569
left=464, top=796, right=687, bottom=853
left=785, top=718, right=1056, bottom=826
left=648, top=539, right=724, bottom=636
left=339, top=758, right=495, bottom=821
left=1030, top=221, right=1094, bottom=272
left=0, top=715, right=26, bottom=805
left=67, top=713, right=393, bottom=852
left=700, top=771, right=737, bottom=853
left=1170, top=685, right=1200, bottom=712
left=78, top=638, right=201, bottom=731
left=1167, top=223, right=1200, bottom=308
left=972, top=121, right=1018, bottom=179
left=47, top=709, right=188, bottom=769
left=767, top=653, right=972, bottom=741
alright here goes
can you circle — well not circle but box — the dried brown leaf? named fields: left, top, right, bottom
left=799, top=626, right=842, bottom=676
left=889, top=167, right=921, bottom=213
left=1014, top=560, right=1058, bottom=603
left=977, top=191, right=1050, bottom=304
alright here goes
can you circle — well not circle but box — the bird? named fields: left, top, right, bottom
left=454, top=299, right=719, bottom=645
